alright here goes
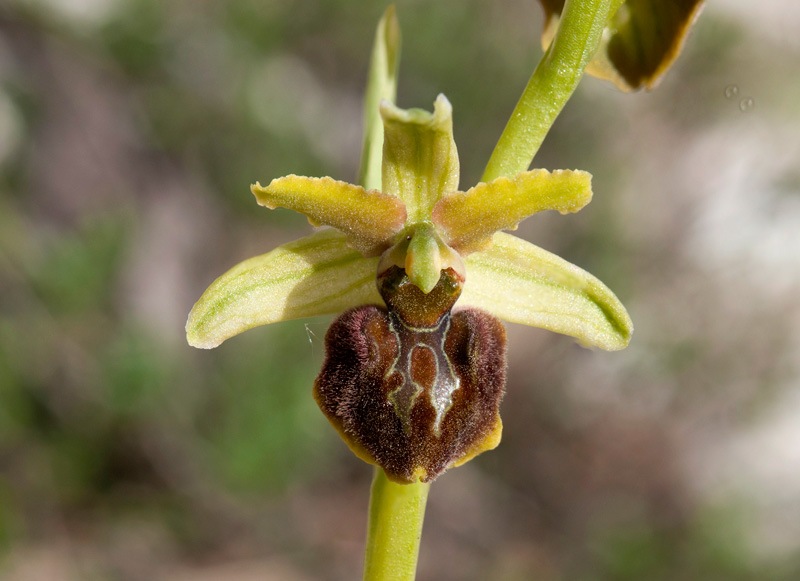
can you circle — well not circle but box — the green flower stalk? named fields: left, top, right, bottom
left=538, top=0, right=705, bottom=91
left=186, top=91, right=630, bottom=579
left=485, top=0, right=705, bottom=180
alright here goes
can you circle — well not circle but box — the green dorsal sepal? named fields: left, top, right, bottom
left=380, top=95, right=460, bottom=222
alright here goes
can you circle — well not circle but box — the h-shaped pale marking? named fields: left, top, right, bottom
left=384, top=313, right=460, bottom=437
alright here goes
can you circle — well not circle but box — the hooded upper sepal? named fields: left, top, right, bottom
left=459, top=232, right=633, bottom=351
left=186, top=229, right=382, bottom=349
left=380, top=95, right=460, bottom=222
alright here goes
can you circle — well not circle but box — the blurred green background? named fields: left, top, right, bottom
left=1, top=1, right=799, bottom=579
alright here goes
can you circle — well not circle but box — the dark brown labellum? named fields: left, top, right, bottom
left=314, top=267, right=507, bottom=483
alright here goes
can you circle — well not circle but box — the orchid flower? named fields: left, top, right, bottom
left=186, top=95, right=632, bottom=483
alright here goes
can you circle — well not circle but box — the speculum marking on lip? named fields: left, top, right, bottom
left=386, top=313, right=460, bottom=437
left=313, top=266, right=508, bottom=483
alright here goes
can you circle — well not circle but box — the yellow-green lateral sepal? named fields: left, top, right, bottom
left=381, top=95, right=460, bottom=222
left=186, top=230, right=382, bottom=349
left=433, top=169, right=592, bottom=253
left=251, top=175, right=406, bottom=255
left=459, top=232, right=632, bottom=350
left=539, top=0, right=705, bottom=91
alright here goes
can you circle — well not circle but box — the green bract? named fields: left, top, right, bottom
left=538, top=0, right=706, bottom=91
left=186, top=95, right=632, bottom=352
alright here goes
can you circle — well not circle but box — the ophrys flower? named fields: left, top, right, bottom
left=186, top=95, right=632, bottom=483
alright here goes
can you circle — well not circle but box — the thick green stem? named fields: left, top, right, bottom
left=363, top=468, right=430, bottom=581
left=359, top=11, right=429, bottom=580
left=482, top=0, right=623, bottom=182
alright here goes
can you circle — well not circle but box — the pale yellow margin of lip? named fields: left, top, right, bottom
left=452, top=417, right=503, bottom=469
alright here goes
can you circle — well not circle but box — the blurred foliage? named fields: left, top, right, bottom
left=1, top=0, right=799, bottom=579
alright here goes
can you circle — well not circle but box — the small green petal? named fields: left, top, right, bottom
left=433, top=169, right=592, bottom=253
left=186, top=230, right=381, bottom=349
left=459, top=232, right=632, bottom=351
left=381, top=95, right=460, bottom=222
left=359, top=5, right=401, bottom=191
left=251, top=175, right=406, bottom=255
